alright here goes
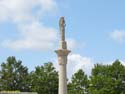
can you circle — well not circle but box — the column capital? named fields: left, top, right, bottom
left=55, top=49, right=71, bottom=56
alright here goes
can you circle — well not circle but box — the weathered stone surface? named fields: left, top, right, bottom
left=55, top=17, right=71, bottom=94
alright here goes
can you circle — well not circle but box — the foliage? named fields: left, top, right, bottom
left=89, top=60, right=125, bottom=94
left=30, top=62, right=58, bottom=94
left=1, top=56, right=125, bottom=94
left=0, top=56, right=31, bottom=91
left=68, top=69, right=88, bottom=94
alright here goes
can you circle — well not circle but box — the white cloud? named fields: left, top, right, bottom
left=122, top=61, right=125, bottom=65
left=0, top=0, right=57, bottom=22
left=54, top=54, right=94, bottom=80
left=67, top=54, right=94, bottom=79
left=0, top=0, right=33, bottom=22
left=2, top=21, right=57, bottom=51
left=110, top=30, right=125, bottom=43
left=53, top=52, right=125, bottom=81
left=0, top=0, right=58, bottom=51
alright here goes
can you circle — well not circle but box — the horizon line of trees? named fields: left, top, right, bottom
left=0, top=56, right=125, bottom=94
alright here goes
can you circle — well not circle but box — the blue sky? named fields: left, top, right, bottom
left=0, top=0, right=125, bottom=77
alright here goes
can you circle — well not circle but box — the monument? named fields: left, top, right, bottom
left=55, top=17, right=71, bottom=94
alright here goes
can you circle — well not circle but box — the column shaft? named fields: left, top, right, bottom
left=59, top=64, right=67, bottom=94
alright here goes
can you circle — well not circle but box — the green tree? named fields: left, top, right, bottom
left=0, top=56, right=31, bottom=91
left=89, top=60, right=125, bottom=94
left=68, top=69, right=88, bottom=94
left=31, top=62, right=58, bottom=94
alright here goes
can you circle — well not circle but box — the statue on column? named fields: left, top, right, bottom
left=59, top=17, right=66, bottom=41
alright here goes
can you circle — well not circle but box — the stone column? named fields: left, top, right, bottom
left=55, top=17, right=71, bottom=94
